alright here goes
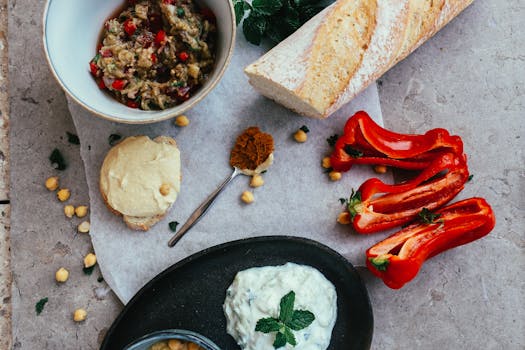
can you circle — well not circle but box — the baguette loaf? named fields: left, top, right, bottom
left=245, top=0, right=474, bottom=119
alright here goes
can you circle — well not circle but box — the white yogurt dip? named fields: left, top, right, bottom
left=223, top=263, right=337, bottom=350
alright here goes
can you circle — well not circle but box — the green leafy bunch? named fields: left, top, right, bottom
left=234, top=0, right=332, bottom=45
left=255, top=291, right=315, bottom=348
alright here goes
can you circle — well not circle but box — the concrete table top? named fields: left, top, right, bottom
left=4, top=0, right=524, bottom=349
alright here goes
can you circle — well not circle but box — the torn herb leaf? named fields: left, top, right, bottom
left=66, top=132, right=80, bottom=145
left=83, top=265, right=95, bottom=275
left=49, top=149, right=67, bottom=170
left=169, top=221, right=179, bottom=232
left=300, top=125, right=310, bottom=133
left=326, top=134, right=339, bottom=147
left=108, top=134, right=122, bottom=146
left=35, top=297, right=48, bottom=315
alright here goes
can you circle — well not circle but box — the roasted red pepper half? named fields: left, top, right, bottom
left=366, top=197, right=495, bottom=289
left=347, top=152, right=469, bottom=233
left=330, top=111, right=464, bottom=172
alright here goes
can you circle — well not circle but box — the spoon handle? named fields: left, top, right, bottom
left=168, top=168, right=242, bottom=247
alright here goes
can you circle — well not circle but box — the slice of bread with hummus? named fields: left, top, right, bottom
left=99, top=135, right=181, bottom=231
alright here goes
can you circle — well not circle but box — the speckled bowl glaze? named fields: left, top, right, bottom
left=43, top=0, right=235, bottom=124
left=124, top=329, right=221, bottom=350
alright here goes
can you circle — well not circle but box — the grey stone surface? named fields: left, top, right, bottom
left=7, top=1, right=524, bottom=350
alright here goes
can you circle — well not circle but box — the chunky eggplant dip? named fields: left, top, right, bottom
left=89, top=0, right=216, bottom=110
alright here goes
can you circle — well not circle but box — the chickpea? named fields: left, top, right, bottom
left=75, top=205, right=89, bottom=218
left=167, top=339, right=185, bottom=350
left=187, top=343, right=201, bottom=350
left=159, top=183, right=171, bottom=196
left=57, top=188, right=71, bottom=202
left=321, top=157, right=331, bottom=169
left=73, top=308, right=87, bottom=322
left=78, top=221, right=90, bottom=234
left=374, top=165, right=388, bottom=174
left=241, top=191, right=254, bottom=204
left=174, top=115, right=190, bottom=127
left=329, top=171, right=342, bottom=181
left=55, top=267, right=69, bottom=283
left=250, top=174, right=264, bottom=188
left=83, top=253, right=97, bottom=268
left=294, top=130, right=308, bottom=143
left=45, top=176, right=59, bottom=191
left=64, top=205, right=75, bottom=218
left=337, top=212, right=351, bottom=225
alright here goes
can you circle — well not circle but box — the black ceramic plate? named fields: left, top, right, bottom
left=101, top=236, right=373, bottom=350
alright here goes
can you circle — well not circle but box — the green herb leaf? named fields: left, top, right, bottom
left=83, top=265, right=95, bottom=275
left=66, top=132, right=80, bottom=145
left=234, top=0, right=245, bottom=25
left=468, top=174, right=474, bottom=182
left=108, top=134, right=122, bottom=146
left=49, top=148, right=67, bottom=170
left=273, top=331, right=287, bottom=348
left=298, top=5, right=324, bottom=23
left=252, top=0, right=284, bottom=16
left=287, top=310, right=315, bottom=330
left=418, top=208, right=441, bottom=224
left=255, top=317, right=281, bottom=333
left=279, top=291, right=295, bottom=324
left=326, top=134, right=339, bottom=147
left=339, top=197, right=347, bottom=205
left=243, top=12, right=268, bottom=45
left=343, top=145, right=363, bottom=158
left=284, top=326, right=297, bottom=346
left=169, top=221, right=179, bottom=232
left=299, top=125, right=310, bottom=133
left=35, top=297, right=48, bottom=315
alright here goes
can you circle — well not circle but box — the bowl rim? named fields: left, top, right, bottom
left=42, top=0, right=236, bottom=125
left=123, top=329, right=222, bottom=350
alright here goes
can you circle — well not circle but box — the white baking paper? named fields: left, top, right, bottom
left=69, top=30, right=390, bottom=304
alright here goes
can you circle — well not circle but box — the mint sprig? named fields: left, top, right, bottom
left=255, top=291, right=315, bottom=349
left=234, top=0, right=333, bottom=45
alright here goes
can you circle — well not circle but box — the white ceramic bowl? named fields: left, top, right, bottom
left=43, top=0, right=235, bottom=124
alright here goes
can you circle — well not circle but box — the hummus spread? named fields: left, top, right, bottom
left=100, top=136, right=181, bottom=217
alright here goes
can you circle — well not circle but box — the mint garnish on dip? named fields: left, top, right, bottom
left=255, top=291, right=315, bottom=349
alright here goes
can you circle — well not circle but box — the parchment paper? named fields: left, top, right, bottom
left=69, top=30, right=390, bottom=304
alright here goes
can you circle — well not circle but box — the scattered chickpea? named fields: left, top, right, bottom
left=241, top=191, right=254, bottom=204
left=83, top=253, right=97, bottom=268
left=322, top=157, right=331, bottom=169
left=75, top=205, right=89, bottom=218
left=250, top=174, right=264, bottom=188
left=374, top=165, right=388, bottom=174
left=64, top=205, right=75, bottom=218
left=55, top=267, right=69, bottom=283
left=159, top=183, right=171, bottom=196
left=329, top=171, right=342, bottom=181
left=337, top=212, right=351, bottom=225
left=174, top=115, right=190, bottom=127
left=57, top=188, right=71, bottom=202
left=167, top=339, right=185, bottom=350
left=73, top=308, right=87, bottom=322
left=45, top=176, right=59, bottom=191
left=294, top=130, right=308, bottom=143
left=78, top=221, right=91, bottom=234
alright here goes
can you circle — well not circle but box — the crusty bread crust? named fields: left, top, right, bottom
left=99, top=136, right=180, bottom=231
left=245, top=0, right=475, bottom=119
